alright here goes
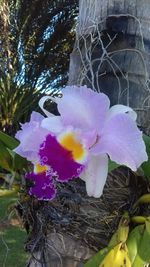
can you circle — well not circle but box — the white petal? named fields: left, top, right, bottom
left=39, top=96, right=57, bottom=117
left=107, top=104, right=137, bottom=121
left=41, top=116, right=64, bottom=133
left=80, top=154, right=108, bottom=198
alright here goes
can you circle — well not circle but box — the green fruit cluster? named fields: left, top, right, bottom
left=85, top=196, right=150, bottom=267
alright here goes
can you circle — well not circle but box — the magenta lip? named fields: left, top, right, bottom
left=39, top=134, right=84, bottom=182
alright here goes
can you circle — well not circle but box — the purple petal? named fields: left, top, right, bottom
left=14, top=111, right=49, bottom=162
left=41, top=116, right=64, bottom=133
left=30, top=111, right=45, bottom=122
left=92, top=114, right=148, bottom=171
left=39, top=134, right=84, bottom=182
left=26, top=171, right=56, bottom=201
left=56, top=85, right=110, bottom=133
left=80, top=154, right=108, bottom=198
left=79, top=129, right=97, bottom=148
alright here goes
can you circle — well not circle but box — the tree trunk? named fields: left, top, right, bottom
left=27, top=1, right=150, bottom=266
left=69, top=0, right=150, bottom=133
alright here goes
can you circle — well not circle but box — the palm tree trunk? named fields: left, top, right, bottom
left=69, top=0, right=150, bottom=133
left=28, top=0, right=150, bottom=266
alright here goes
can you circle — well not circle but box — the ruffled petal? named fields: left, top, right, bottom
left=41, top=116, right=64, bottom=133
left=56, top=85, right=110, bottom=133
left=30, top=111, right=45, bottom=122
left=39, top=134, right=85, bottom=182
left=14, top=111, right=49, bottom=162
left=25, top=171, right=56, bottom=201
left=107, top=104, right=137, bottom=121
left=80, top=154, right=108, bottom=198
left=92, top=114, right=148, bottom=171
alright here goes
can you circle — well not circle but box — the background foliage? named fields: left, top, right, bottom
left=0, top=0, right=78, bottom=134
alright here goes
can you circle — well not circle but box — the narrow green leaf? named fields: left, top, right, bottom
left=7, top=149, right=28, bottom=172
left=13, top=153, right=28, bottom=171
left=0, top=131, right=19, bottom=150
left=0, top=132, right=28, bottom=172
left=141, top=134, right=150, bottom=181
left=0, top=140, right=13, bottom=171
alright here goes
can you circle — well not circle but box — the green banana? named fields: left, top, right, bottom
left=134, top=194, right=150, bottom=207
left=109, top=213, right=129, bottom=247
left=131, top=216, right=147, bottom=224
left=99, top=242, right=131, bottom=267
left=117, top=221, right=129, bottom=243
left=85, top=214, right=130, bottom=267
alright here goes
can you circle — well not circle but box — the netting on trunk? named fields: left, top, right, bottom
left=69, top=10, right=150, bottom=133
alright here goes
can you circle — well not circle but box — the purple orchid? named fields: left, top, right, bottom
left=14, top=85, right=148, bottom=200
left=40, top=85, right=148, bottom=198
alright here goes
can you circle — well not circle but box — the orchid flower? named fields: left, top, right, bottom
left=14, top=85, right=148, bottom=200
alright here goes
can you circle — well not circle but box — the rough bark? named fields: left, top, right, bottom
left=28, top=233, right=93, bottom=267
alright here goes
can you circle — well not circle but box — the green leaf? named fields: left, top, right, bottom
left=137, top=219, right=150, bottom=261
left=84, top=247, right=110, bottom=267
left=0, top=132, right=28, bottom=172
left=0, top=140, right=13, bottom=171
left=13, top=153, right=28, bottom=172
left=141, top=134, right=150, bottom=181
left=127, top=225, right=144, bottom=264
left=132, top=219, right=150, bottom=266
left=108, top=160, right=119, bottom=172
left=7, top=149, right=28, bottom=172
left=0, top=131, right=19, bottom=150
